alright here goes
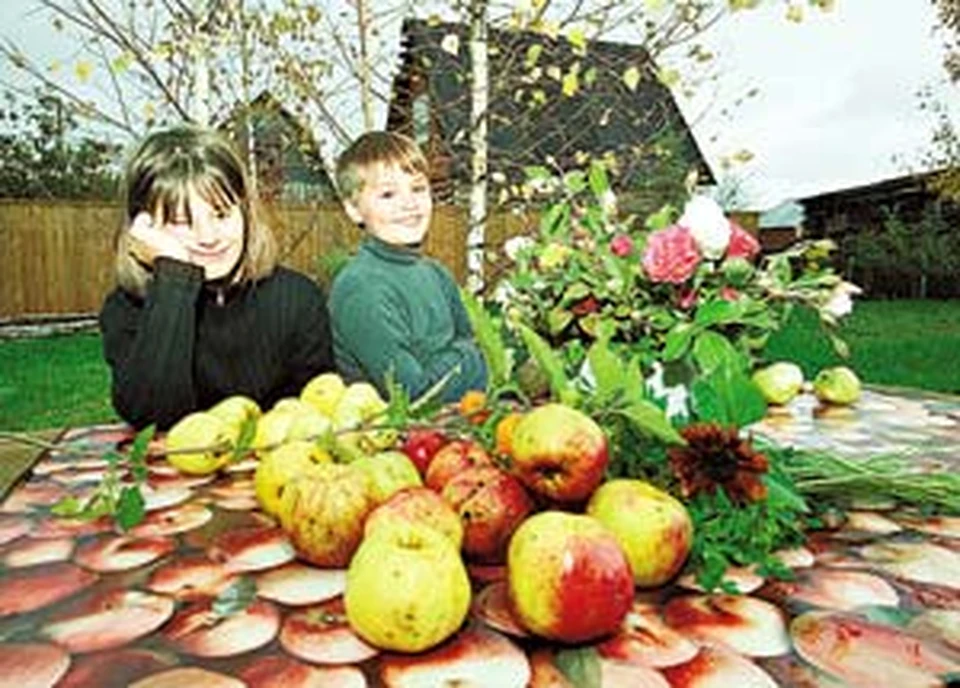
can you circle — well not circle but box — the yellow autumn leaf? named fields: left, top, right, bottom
left=656, top=67, right=680, bottom=89
left=622, top=65, right=641, bottom=91
left=786, top=4, right=804, bottom=22
left=546, top=65, right=562, bottom=81
left=644, top=0, right=666, bottom=10
left=74, top=60, right=93, bottom=83
left=565, top=27, right=587, bottom=55
left=525, top=43, right=543, bottom=69
left=441, top=33, right=460, bottom=56
left=732, top=149, right=755, bottom=164
left=48, top=60, right=61, bottom=74
left=111, top=52, right=133, bottom=74
left=562, top=70, right=579, bottom=97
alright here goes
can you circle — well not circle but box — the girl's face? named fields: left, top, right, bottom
left=157, top=186, right=245, bottom=281
left=345, top=162, right=432, bottom=246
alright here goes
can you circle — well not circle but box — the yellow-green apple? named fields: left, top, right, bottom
left=277, top=464, right=375, bottom=567
left=165, top=412, right=233, bottom=475
left=424, top=440, right=493, bottom=492
left=332, top=382, right=397, bottom=452
left=364, top=487, right=463, bottom=550
left=507, top=511, right=633, bottom=643
left=441, top=467, right=533, bottom=563
left=586, top=479, right=693, bottom=588
left=350, top=450, right=422, bottom=504
left=509, top=404, right=608, bottom=503
left=254, top=440, right=332, bottom=517
left=252, top=408, right=297, bottom=457
left=299, top=372, right=346, bottom=417
left=207, top=395, right=262, bottom=440
left=345, top=520, right=471, bottom=652
left=401, top=428, right=450, bottom=476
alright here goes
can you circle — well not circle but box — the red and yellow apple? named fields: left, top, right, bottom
left=350, top=450, right=422, bottom=504
left=586, top=479, right=693, bottom=588
left=277, top=465, right=375, bottom=567
left=509, top=404, right=608, bottom=503
left=401, top=428, right=449, bottom=476
left=507, top=511, right=633, bottom=643
left=424, top=440, right=493, bottom=492
left=364, top=487, right=463, bottom=550
left=441, top=467, right=533, bottom=563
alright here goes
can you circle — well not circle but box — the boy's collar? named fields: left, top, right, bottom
left=363, top=236, right=423, bottom=263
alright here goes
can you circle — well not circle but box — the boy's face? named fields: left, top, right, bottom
left=345, top=163, right=432, bottom=246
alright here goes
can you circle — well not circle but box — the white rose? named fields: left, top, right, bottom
left=599, top=189, right=617, bottom=216
left=504, top=235, right=535, bottom=261
left=679, top=195, right=731, bottom=259
left=823, top=281, right=863, bottom=319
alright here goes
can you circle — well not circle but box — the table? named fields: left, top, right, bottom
left=1, top=389, right=959, bottom=687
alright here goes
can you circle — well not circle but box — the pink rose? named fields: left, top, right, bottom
left=726, top=221, right=761, bottom=260
left=642, top=225, right=700, bottom=284
left=610, top=234, right=634, bottom=257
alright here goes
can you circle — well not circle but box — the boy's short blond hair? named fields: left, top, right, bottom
left=336, top=131, right=429, bottom=200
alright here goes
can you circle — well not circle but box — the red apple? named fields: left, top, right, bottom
left=587, top=479, right=693, bottom=588
left=509, top=404, right=608, bottom=503
left=365, top=487, right=464, bottom=550
left=424, top=440, right=493, bottom=492
left=401, top=428, right=449, bottom=476
left=442, top=467, right=533, bottom=563
left=507, top=511, right=633, bottom=643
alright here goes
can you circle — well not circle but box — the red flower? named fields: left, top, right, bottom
left=571, top=295, right=600, bottom=316
left=642, top=225, right=700, bottom=284
left=726, top=221, right=761, bottom=260
left=677, top=287, right=698, bottom=310
left=610, top=234, right=634, bottom=257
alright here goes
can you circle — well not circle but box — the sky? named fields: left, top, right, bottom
left=0, top=1, right=957, bottom=210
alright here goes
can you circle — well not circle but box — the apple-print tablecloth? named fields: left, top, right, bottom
left=1, top=388, right=959, bottom=687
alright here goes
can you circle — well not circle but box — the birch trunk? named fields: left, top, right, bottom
left=467, top=0, right=489, bottom=292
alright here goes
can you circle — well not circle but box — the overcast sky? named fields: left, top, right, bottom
left=0, top=1, right=957, bottom=209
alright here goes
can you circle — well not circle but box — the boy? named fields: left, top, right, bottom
left=329, top=131, right=487, bottom=403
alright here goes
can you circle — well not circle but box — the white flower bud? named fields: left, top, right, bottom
left=679, top=195, right=731, bottom=259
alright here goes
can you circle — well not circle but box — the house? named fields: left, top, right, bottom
left=756, top=200, right=804, bottom=252
left=219, top=92, right=336, bottom=204
left=386, top=18, right=713, bottom=204
left=800, top=171, right=960, bottom=298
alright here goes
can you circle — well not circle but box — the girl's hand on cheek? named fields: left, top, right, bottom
left=128, top=212, right=191, bottom=266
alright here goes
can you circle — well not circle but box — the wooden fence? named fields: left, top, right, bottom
left=0, top=199, right=535, bottom=319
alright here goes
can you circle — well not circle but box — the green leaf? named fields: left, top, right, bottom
left=585, top=338, right=623, bottom=406
left=555, top=647, right=602, bottom=688
left=212, top=576, right=257, bottom=618
left=524, top=43, right=544, bottom=69
left=828, top=333, right=850, bottom=359
left=588, top=161, right=610, bottom=199
left=645, top=204, right=675, bottom=231
left=524, top=164, right=551, bottom=181
left=663, top=323, right=697, bottom=361
left=562, top=282, right=591, bottom=303
left=50, top=495, right=84, bottom=517
left=128, top=424, right=154, bottom=483
left=619, top=400, right=685, bottom=445
left=694, top=299, right=745, bottom=326
left=547, top=308, right=574, bottom=335
left=517, top=323, right=578, bottom=406
left=563, top=170, right=587, bottom=194
left=692, top=331, right=746, bottom=376
left=462, top=290, right=511, bottom=387
left=115, top=486, right=145, bottom=531
left=540, top=201, right=570, bottom=237
left=690, top=363, right=767, bottom=427
left=230, top=416, right=257, bottom=465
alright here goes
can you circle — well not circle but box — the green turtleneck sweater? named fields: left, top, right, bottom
left=328, top=238, right=487, bottom=403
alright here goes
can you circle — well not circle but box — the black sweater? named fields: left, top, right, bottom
left=99, top=258, right=335, bottom=430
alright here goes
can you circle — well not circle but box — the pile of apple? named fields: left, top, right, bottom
left=164, top=373, right=696, bottom=655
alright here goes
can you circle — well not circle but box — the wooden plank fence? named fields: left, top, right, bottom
left=0, top=199, right=536, bottom=320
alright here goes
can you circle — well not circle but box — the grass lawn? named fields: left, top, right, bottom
left=0, top=331, right=117, bottom=431
left=1, top=299, right=959, bottom=431
left=762, top=299, right=960, bottom=395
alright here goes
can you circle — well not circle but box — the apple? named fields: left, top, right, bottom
left=509, top=404, right=608, bottom=503
left=300, top=373, right=347, bottom=417
left=424, top=440, right=493, bottom=492
left=345, top=520, right=471, bottom=653
left=507, top=511, right=633, bottom=643
left=586, top=479, right=693, bottom=588
left=365, top=487, right=464, bottom=550
left=164, top=412, right=233, bottom=475
left=401, top=428, right=449, bottom=475
left=441, top=467, right=534, bottom=563
left=350, top=450, right=423, bottom=504
left=278, top=465, right=376, bottom=567
left=254, top=440, right=332, bottom=517
left=208, top=395, right=262, bottom=441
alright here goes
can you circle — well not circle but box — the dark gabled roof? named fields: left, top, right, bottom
left=388, top=18, right=713, bottom=191
left=799, top=171, right=938, bottom=208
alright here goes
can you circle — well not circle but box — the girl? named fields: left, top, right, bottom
left=99, top=125, right=334, bottom=429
